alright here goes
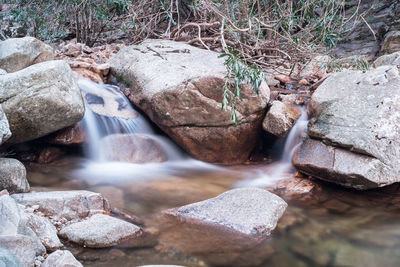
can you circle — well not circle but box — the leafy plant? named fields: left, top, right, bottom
left=219, top=49, right=265, bottom=124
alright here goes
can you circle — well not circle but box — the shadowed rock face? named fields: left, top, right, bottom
left=293, top=66, right=400, bottom=189
left=109, top=39, right=269, bottom=164
left=0, top=60, right=85, bottom=143
left=159, top=188, right=287, bottom=266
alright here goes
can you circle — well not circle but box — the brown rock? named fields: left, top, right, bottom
left=50, top=123, right=86, bottom=145
left=381, top=31, right=400, bottom=54
left=299, top=79, right=309, bottom=85
left=37, top=146, right=65, bottom=164
left=73, top=68, right=102, bottom=83
left=109, top=40, right=270, bottom=164
left=100, top=134, right=167, bottom=163
left=274, top=74, right=291, bottom=84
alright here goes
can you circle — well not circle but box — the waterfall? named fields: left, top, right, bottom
left=73, top=78, right=219, bottom=183
left=236, top=107, right=308, bottom=187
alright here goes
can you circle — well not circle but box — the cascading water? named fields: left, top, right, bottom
left=74, top=78, right=219, bottom=183
left=236, top=108, right=308, bottom=187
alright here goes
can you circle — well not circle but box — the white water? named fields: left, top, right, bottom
left=74, top=78, right=221, bottom=183
left=236, top=108, right=308, bottom=187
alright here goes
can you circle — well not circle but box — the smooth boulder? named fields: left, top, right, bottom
left=293, top=66, right=400, bottom=189
left=59, top=214, right=142, bottom=248
left=0, top=158, right=29, bottom=193
left=100, top=134, right=167, bottom=163
left=160, top=188, right=287, bottom=265
left=109, top=39, right=269, bottom=164
left=0, top=37, right=54, bottom=73
left=0, top=60, right=85, bottom=143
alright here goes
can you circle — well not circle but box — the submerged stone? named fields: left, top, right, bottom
left=160, top=188, right=287, bottom=265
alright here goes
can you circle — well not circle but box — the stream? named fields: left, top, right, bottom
left=25, top=79, right=400, bottom=267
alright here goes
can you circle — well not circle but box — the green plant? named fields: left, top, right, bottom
left=354, top=58, right=370, bottom=71
left=219, top=49, right=265, bottom=124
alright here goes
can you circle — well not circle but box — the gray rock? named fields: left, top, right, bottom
left=59, top=214, right=142, bottom=248
left=160, top=188, right=287, bottom=265
left=0, top=69, right=6, bottom=75
left=0, top=60, right=85, bottom=143
left=0, top=248, right=20, bottom=267
left=300, top=55, right=329, bottom=78
left=0, top=158, right=29, bottom=194
left=109, top=39, right=269, bottom=164
left=263, top=101, right=302, bottom=138
left=381, top=31, right=400, bottom=54
left=26, top=213, right=62, bottom=251
left=12, top=190, right=111, bottom=221
left=41, top=250, right=83, bottom=267
left=0, top=195, right=22, bottom=236
left=294, top=66, right=400, bottom=189
left=0, top=234, right=45, bottom=267
left=0, top=105, right=11, bottom=145
left=374, top=51, right=400, bottom=67
left=0, top=37, right=53, bottom=73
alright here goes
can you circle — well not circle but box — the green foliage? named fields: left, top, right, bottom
left=219, top=49, right=265, bottom=124
left=354, top=58, right=370, bottom=71
left=6, top=0, right=130, bottom=46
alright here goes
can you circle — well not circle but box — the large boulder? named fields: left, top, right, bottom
left=0, top=37, right=54, bottom=73
left=0, top=158, right=29, bottom=194
left=160, top=188, right=287, bottom=265
left=12, top=190, right=111, bottom=221
left=109, top=39, right=269, bottom=164
left=293, top=66, right=400, bottom=189
left=0, top=60, right=85, bottom=143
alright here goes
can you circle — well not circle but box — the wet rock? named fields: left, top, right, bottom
left=0, top=234, right=45, bottom=267
left=42, top=250, right=83, bottom=267
left=0, top=60, right=85, bottom=143
left=36, top=147, right=65, bottom=164
left=73, top=68, right=103, bottom=83
left=59, top=214, right=142, bottom=248
left=263, top=101, right=301, bottom=138
left=49, top=123, right=86, bottom=145
left=109, top=39, right=269, bottom=164
left=0, top=248, right=20, bottom=267
left=0, top=37, right=53, bottom=73
left=160, top=188, right=287, bottom=265
left=26, top=213, right=63, bottom=251
left=11, top=190, right=111, bottom=221
left=0, top=158, right=29, bottom=194
left=0, top=105, right=11, bottom=145
left=100, top=134, right=167, bottom=163
left=374, top=51, right=400, bottom=67
left=294, top=66, right=400, bottom=189
left=79, top=79, right=138, bottom=119
left=381, top=31, right=400, bottom=54
left=118, top=227, right=159, bottom=248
